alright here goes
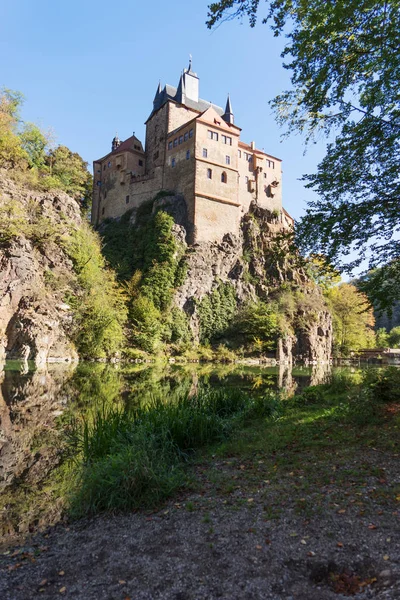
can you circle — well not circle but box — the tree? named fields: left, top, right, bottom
left=19, top=123, right=48, bottom=170
left=388, top=326, right=400, bottom=348
left=207, top=1, right=400, bottom=310
left=325, top=283, right=375, bottom=355
left=376, top=327, right=389, bottom=348
left=44, top=145, right=92, bottom=213
left=0, top=88, right=27, bottom=168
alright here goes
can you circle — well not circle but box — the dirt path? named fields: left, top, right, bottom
left=1, top=450, right=399, bottom=600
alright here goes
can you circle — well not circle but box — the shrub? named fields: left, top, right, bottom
left=63, top=223, right=127, bottom=357
left=197, top=282, right=237, bottom=343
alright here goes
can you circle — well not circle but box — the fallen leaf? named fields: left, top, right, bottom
left=247, top=498, right=254, bottom=503
left=290, top=533, right=298, bottom=537
left=59, top=587, right=66, bottom=594
left=119, top=580, right=126, bottom=584
left=39, top=579, right=47, bottom=586
left=301, top=539, right=307, bottom=545
left=368, top=524, right=377, bottom=530
left=307, top=551, right=316, bottom=557
left=256, top=545, right=262, bottom=550
left=383, top=555, right=390, bottom=561
left=58, top=571, right=65, bottom=576
left=338, top=509, right=346, bottom=514
left=337, top=542, right=343, bottom=548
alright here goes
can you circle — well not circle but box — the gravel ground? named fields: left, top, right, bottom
left=1, top=452, right=399, bottom=600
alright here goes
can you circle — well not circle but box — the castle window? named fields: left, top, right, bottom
left=103, top=165, right=106, bottom=171
left=189, top=129, right=193, bottom=138
left=184, top=132, right=189, bottom=142
left=222, top=135, right=232, bottom=145
left=225, top=155, right=230, bottom=165
left=245, top=176, right=249, bottom=184
left=108, top=161, right=111, bottom=167
left=203, top=148, right=208, bottom=158
left=266, top=159, right=275, bottom=169
left=97, top=169, right=101, bottom=173
left=221, top=172, right=227, bottom=183
left=126, top=195, right=130, bottom=204
left=139, top=159, right=143, bottom=166
left=173, top=138, right=178, bottom=147
left=134, top=144, right=140, bottom=150
left=168, top=141, right=173, bottom=150
left=96, top=181, right=101, bottom=186
left=238, top=150, right=241, bottom=158
left=172, top=158, right=176, bottom=167
left=207, top=168, right=212, bottom=179
left=102, top=207, right=105, bottom=215
left=153, top=151, right=159, bottom=160
left=186, top=150, right=190, bottom=160
left=179, top=135, right=183, bottom=144
left=207, top=130, right=218, bottom=141
left=264, top=172, right=267, bottom=179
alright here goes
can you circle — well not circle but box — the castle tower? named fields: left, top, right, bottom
left=181, top=57, right=199, bottom=103
left=111, top=134, right=121, bottom=152
left=222, top=94, right=234, bottom=125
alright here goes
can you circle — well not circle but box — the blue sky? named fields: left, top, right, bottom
left=1, top=0, right=328, bottom=220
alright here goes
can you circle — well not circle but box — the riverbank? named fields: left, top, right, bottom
left=1, top=368, right=399, bottom=598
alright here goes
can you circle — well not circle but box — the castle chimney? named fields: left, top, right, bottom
left=251, top=141, right=256, bottom=150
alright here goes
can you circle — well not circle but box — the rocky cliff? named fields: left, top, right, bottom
left=170, top=199, right=332, bottom=363
left=0, top=174, right=80, bottom=364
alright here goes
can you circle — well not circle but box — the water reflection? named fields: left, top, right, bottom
left=0, top=360, right=333, bottom=546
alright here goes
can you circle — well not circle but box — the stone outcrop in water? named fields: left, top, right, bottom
left=174, top=201, right=332, bottom=363
left=0, top=174, right=80, bottom=364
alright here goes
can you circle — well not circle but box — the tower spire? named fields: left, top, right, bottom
left=222, top=94, right=234, bottom=124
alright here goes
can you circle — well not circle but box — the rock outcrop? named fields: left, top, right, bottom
left=0, top=173, right=80, bottom=364
left=174, top=201, right=332, bottom=363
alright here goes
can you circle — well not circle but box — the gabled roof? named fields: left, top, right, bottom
left=147, top=83, right=224, bottom=122
left=197, top=106, right=241, bottom=133
left=95, top=135, right=144, bottom=163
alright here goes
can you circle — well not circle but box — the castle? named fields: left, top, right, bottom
left=92, top=61, right=293, bottom=242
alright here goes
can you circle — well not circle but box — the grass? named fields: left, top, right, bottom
left=67, top=367, right=400, bottom=518
left=67, top=387, right=283, bottom=516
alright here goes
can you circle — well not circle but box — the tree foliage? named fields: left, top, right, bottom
left=325, top=283, right=375, bottom=355
left=0, top=87, right=92, bottom=213
left=207, top=0, right=400, bottom=310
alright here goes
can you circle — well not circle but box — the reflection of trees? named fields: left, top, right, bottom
left=0, top=364, right=76, bottom=543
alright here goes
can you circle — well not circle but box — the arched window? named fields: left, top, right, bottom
left=221, top=171, right=227, bottom=183
left=207, top=168, right=212, bottom=179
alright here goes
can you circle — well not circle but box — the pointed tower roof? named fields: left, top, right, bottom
left=176, top=72, right=186, bottom=104
left=222, top=94, right=234, bottom=124
left=154, top=80, right=162, bottom=100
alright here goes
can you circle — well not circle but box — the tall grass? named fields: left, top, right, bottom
left=67, top=387, right=281, bottom=516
